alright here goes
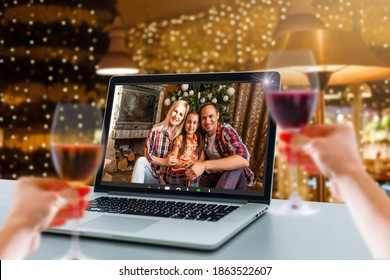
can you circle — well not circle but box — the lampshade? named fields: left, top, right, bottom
left=273, top=0, right=325, bottom=38
left=268, top=0, right=390, bottom=85
left=265, top=29, right=390, bottom=85
left=96, top=17, right=139, bottom=76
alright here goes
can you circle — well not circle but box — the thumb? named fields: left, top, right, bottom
left=290, top=133, right=313, bottom=152
left=56, top=187, right=79, bottom=208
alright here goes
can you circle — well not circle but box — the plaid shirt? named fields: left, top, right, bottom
left=166, top=171, right=200, bottom=187
left=204, top=122, right=255, bottom=186
left=144, top=124, right=172, bottom=184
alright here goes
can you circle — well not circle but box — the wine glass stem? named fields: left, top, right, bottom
left=288, top=164, right=301, bottom=203
left=70, top=221, right=81, bottom=257
left=68, top=198, right=82, bottom=259
left=287, top=130, right=302, bottom=205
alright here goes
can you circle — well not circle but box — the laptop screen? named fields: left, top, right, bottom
left=95, top=72, right=279, bottom=203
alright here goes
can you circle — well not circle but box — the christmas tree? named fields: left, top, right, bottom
left=164, top=83, right=236, bottom=123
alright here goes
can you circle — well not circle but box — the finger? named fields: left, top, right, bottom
left=289, top=133, right=312, bottom=150
left=49, top=219, right=67, bottom=227
left=299, top=124, right=339, bottom=137
left=279, top=132, right=293, bottom=143
left=55, top=199, right=90, bottom=218
left=53, top=205, right=88, bottom=222
left=57, top=208, right=85, bottom=220
left=77, top=187, right=90, bottom=197
left=56, top=187, right=79, bottom=207
left=289, top=154, right=315, bottom=166
left=283, top=155, right=316, bottom=167
left=278, top=145, right=294, bottom=155
left=63, top=199, right=90, bottom=210
left=49, top=208, right=86, bottom=228
left=278, top=146, right=314, bottom=165
left=280, top=153, right=321, bottom=174
left=18, top=177, right=71, bottom=192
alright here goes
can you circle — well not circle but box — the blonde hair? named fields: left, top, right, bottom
left=160, top=100, right=189, bottom=139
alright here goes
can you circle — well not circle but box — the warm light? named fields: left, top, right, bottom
left=273, top=0, right=325, bottom=38
left=336, top=113, right=344, bottom=123
left=265, top=29, right=390, bottom=85
left=96, top=17, right=139, bottom=76
left=97, top=67, right=139, bottom=76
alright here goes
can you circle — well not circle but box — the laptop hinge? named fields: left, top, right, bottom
left=107, top=191, right=249, bottom=204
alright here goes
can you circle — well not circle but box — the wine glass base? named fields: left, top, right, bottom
left=56, top=248, right=92, bottom=260
left=270, top=200, right=319, bottom=216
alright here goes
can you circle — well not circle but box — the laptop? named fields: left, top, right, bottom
left=49, top=71, right=280, bottom=250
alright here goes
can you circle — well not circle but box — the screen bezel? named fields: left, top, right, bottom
left=94, top=71, right=280, bottom=204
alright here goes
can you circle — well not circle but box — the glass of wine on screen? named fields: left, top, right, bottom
left=265, top=50, right=320, bottom=215
left=51, top=103, right=103, bottom=259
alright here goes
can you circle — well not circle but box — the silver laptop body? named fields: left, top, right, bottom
left=49, top=71, right=279, bottom=250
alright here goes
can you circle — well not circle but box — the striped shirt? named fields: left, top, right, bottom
left=204, top=122, right=255, bottom=186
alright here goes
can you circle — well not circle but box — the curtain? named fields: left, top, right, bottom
left=231, top=83, right=269, bottom=189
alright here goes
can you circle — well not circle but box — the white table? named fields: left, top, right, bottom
left=0, top=179, right=372, bottom=259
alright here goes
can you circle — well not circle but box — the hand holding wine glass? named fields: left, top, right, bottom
left=0, top=177, right=89, bottom=260
left=51, top=103, right=103, bottom=259
left=265, top=50, right=320, bottom=215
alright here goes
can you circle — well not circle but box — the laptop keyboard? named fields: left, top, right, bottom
left=86, top=196, right=239, bottom=222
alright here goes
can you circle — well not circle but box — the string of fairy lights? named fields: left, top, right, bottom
left=0, top=0, right=115, bottom=178
left=0, top=0, right=389, bottom=195
left=125, top=0, right=390, bottom=199
left=128, top=0, right=279, bottom=73
left=126, top=0, right=390, bottom=108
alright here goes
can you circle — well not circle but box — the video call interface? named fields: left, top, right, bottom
left=101, top=81, right=272, bottom=197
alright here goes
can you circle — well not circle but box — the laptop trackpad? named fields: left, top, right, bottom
left=80, top=216, right=158, bottom=233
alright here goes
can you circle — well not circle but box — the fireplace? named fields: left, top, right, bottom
left=104, top=84, right=165, bottom=178
left=112, top=85, right=164, bottom=139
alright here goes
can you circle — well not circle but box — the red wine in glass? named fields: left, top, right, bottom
left=265, top=90, right=317, bottom=131
left=266, top=89, right=319, bottom=215
left=265, top=50, right=320, bottom=216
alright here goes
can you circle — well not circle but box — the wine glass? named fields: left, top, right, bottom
left=265, top=50, right=320, bottom=215
left=51, top=103, right=103, bottom=259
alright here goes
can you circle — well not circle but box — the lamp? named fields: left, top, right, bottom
left=270, top=29, right=390, bottom=86
left=96, top=16, right=139, bottom=75
left=265, top=1, right=390, bottom=202
left=273, top=0, right=325, bottom=37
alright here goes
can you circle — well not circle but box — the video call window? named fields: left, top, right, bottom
left=102, top=82, right=270, bottom=196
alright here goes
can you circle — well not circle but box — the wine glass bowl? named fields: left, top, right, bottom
left=51, top=103, right=103, bottom=259
left=265, top=90, right=317, bottom=133
left=265, top=50, right=320, bottom=215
